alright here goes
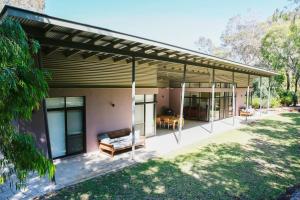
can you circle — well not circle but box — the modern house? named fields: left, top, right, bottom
left=0, top=6, right=277, bottom=160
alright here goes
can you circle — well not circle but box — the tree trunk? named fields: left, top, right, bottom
left=295, top=75, right=299, bottom=94
left=286, top=70, right=291, bottom=91
left=294, top=74, right=299, bottom=106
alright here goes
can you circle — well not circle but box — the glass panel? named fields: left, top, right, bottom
left=67, top=110, right=83, bottom=135
left=47, top=111, right=66, bottom=158
left=190, top=83, right=199, bottom=88
left=145, top=95, right=154, bottom=102
left=66, top=97, right=84, bottom=107
left=145, top=104, right=155, bottom=137
left=184, top=92, right=191, bottom=97
left=201, top=92, right=210, bottom=98
left=135, top=124, right=144, bottom=137
left=135, top=95, right=144, bottom=103
left=199, top=98, right=209, bottom=121
left=201, top=83, right=210, bottom=88
left=220, top=97, right=225, bottom=119
left=67, top=110, right=83, bottom=154
left=67, top=134, right=83, bottom=154
left=46, top=97, right=64, bottom=109
left=184, top=97, right=190, bottom=107
left=190, top=92, right=200, bottom=97
left=135, top=104, right=145, bottom=136
left=211, top=98, right=220, bottom=120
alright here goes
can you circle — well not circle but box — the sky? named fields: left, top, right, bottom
left=45, top=0, right=291, bottom=51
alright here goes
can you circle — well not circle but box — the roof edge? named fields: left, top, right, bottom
left=0, top=5, right=278, bottom=77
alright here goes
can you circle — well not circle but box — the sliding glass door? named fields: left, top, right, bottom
left=46, top=97, right=85, bottom=159
left=184, top=92, right=210, bottom=121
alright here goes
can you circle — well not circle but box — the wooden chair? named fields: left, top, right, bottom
left=160, top=116, right=171, bottom=129
left=156, top=117, right=163, bottom=128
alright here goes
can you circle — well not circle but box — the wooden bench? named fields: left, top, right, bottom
left=97, top=128, right=145, bottom=157
left=240, top=111, right=253, bottom=117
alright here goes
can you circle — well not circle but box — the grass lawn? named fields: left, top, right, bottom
left=41, top=113, right=300, bottom=200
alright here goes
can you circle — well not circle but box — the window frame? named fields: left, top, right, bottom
left=46, top=96, right=86, bottom=159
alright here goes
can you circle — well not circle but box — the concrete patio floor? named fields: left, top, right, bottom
left=1, top=111, right=277, bottom=200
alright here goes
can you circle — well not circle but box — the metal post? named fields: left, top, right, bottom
left=246, top=74, right=250, bottom=111
left=267, top=77, right=271, bottom=113
left=259, top=76, right=262, bottom=115
left=211, top=69, right=215, bottom=133
left=232, top=72, right=235, bottom=126
left=178, top=64, right=186, bottom=143
left=131, top=57, right=136, bottom=159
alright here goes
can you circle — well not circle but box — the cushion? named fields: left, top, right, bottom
left=107, top=128, right=131, bottom=139
left=98, top=129, right=142, bottom=149
left=111, top=139, right=132, bottom=149
left=97, top=133, right=110, bottom=142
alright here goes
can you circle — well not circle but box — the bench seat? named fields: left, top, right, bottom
left=97, top=128, right=145, bottom=157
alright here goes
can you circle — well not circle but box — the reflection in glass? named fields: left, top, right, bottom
left=46, top=97, right=64, bottom=109
left=66, top=97, right=84, bottom=107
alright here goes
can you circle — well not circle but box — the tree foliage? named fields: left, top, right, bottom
left=195, top=5, right=300, bottom=103
left=261, top=21, right=300, bottom=95
left=220, top=14, right=269, bottom=66
left=195, top=13, right=271, bottom=67
left=0, top=18, right=55, bottom=188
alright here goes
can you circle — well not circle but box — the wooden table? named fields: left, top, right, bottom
left=158, top=115, right=183, bottom=130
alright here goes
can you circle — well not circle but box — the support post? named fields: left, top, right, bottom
left=211, top=69, right=215, bottom=133
left=232, top=72, right=235, bottom=126
left=267, top=77, right=271, bottom=113
left=131, top=57, right=136, bottom=159
left=178, top=64, right=186, bottom=143
left=259, top=76, right=262, bottom=115
left=246, top=74, right=250, bottom=111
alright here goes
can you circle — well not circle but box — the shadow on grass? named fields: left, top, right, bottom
left=40, top=113, right=300, bottom=200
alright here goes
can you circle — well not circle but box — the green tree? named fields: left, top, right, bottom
left=261, top=22, right=300, bottom=92
left=0, top=19, right=55, bottom=188
left=195, top=13, right=271, bottom=67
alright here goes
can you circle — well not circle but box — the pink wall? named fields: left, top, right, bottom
left=169, top=88, right=181, bottom=115
left=157, top=88, right=170, bottom=115
left=50, top=88, right=132, bottom=152
left=19, top=106, right=49, bottom=156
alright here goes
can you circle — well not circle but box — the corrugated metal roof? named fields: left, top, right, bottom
left=0, top=5, right=278, bottom=77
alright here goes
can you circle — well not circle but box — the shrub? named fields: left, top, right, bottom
left=270, top=98, right=281, bottom=108
left=279, top=91, right=297, bottom=106
left=252, top=98, right=260, bottom=109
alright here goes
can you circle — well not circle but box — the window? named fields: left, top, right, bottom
left=46, top=96, right=85, bottom=158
